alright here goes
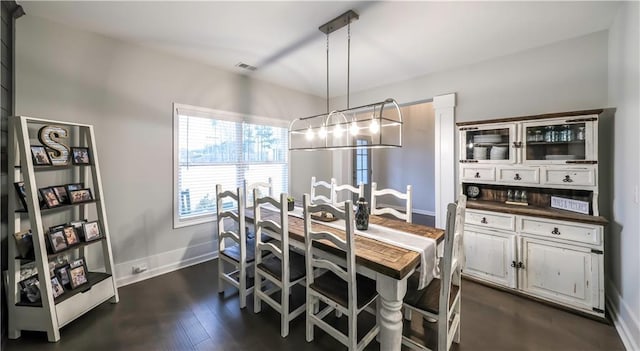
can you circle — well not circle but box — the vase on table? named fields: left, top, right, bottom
left=355, top=197, right=369, bottom=230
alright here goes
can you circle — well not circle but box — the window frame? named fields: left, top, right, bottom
left=172, top=103, right=289, bottom=228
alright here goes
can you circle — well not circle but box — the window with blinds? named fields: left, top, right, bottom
left=173, top=104, right=289, bottom=227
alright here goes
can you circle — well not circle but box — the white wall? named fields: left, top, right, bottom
left=15, top=15, right=327, bottom=284
left=607, top=2, right=640, bottom=350
left=372, top=102, right=435, bottom=214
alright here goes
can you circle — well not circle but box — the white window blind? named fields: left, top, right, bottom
left=173, top=104, right=288, bottom=227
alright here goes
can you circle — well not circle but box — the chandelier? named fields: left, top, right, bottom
left=288, top=10, right=403, bottom=151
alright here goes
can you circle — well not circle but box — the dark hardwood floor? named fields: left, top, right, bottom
left=5, top=259, right=624, bottom=351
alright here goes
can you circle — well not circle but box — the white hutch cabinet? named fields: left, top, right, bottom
left=458, top=109, right=608, bottom=318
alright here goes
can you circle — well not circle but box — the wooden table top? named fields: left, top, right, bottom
left=244, top=208, right=444, bottom=280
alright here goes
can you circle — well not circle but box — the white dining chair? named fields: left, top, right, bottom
left=243, top=178, right=273, bottom=209
left=253, top=191, right=306, bottom=338
left=310, top=176, right=335, bottom=204
left=370, top=182, right=413, bottom=223
left=216, top=184, right=254, bottom=309
left=303, top=195, right=379, bottom=351
left=333, top=182, right=364, bottom=207
left=402, top=195, right=466, bottom=351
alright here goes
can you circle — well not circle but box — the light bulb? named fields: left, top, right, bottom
left=305, top=126, right=314, bottom=140
left=369, top=119, right=380, bottom=134
left=334, top=124, right=344, bottom=137
left=350, top=121, right=359, bottom=135
left=318, top=125, right=327, bottom=138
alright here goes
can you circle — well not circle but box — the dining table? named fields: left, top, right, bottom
left=244, top=206, right=444, bottom=351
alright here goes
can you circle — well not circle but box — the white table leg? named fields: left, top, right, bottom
left=376, top=274, right=407, bottom=351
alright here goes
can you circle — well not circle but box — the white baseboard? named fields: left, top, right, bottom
left=606, top=279, right=640, bottom=351
left=115, top=241, right=218, bottom=287
left=377, top=202, right=436, bottom=217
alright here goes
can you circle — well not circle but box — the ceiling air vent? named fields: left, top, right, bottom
left=235, top=62, right=257, bottom=71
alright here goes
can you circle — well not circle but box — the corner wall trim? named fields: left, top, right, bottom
left=115, top=241, right=218, bottom=287
left=606, top=279, right=640, bottom=351
left=433, top=93, right=456, bottom=228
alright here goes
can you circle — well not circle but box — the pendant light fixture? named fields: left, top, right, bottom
left=288, top=10, right=403, bottom=151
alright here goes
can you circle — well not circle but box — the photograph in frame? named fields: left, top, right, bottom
left=30, top=145, right=52, bottom=166
left=51, top=276, right=65, bottom=298
left=83, top=221, right=102, bottom=241
left=65, top=182, right=84, bottom=192
left=19, top=275, right=41, bottom=303
left=53, top=186, right=69, bottom=204
left=48, top=230, right=68, bottom=253
left=69, top=188, right=93, bottom=204
left=55, top=265, right=71, bottom=288
left=69, top=219, right=88, bottom=239
left=40, top=187, right=60, bottom=208
left=71, top=147, right=91, bottom=165
left=63, top=226, right=80, bottom=246
left=69, top=261, right=88, bottom=289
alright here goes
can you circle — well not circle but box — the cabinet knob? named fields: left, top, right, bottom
left=514, top=173, right=521, bottom=181
left=511, top=261, right=517, bottom=268
left=480, top=217, right=488, bottom=224
left=517, top=262, right=525, bottom=269
left=551, top=227, right=561, bottom=235
left=475, top=172, right=481, bottom=178
left=563, top=175, right=573, bottom=183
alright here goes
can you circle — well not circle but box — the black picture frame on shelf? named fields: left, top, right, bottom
left=13, top=182, right=28, bottom=210
left=83, top=221, right=102, bottom=242
left=63, top=226, right=80, bottom=246
left=52, top=186, right=70, bottom=204
left=69, top=258, right=89, bottom=289
left=13, top=229, right=34, bottom=259
left=51, top=276, right=65, bottom=299
left=55, top=264, right=71, bottom=288
left=19, top=275, right=41, bottom=303
left=40, top=187, right=60, bottom=208
left=69, top=219, right=88, bottom=239
left=71, top=147, right=91, bottom=165
left=30, top=145, right=52, bottom=166
left=69, top=188, right=93, bottom=204
left=47, top=230, right=68, bottom=253
left=65, top=182, right=84, bottom=192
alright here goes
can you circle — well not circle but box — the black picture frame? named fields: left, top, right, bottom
left=19, top=275, right=41, bottom=303
left=69, top=258, right=89, bottom=289
left=13, top=182, right=28, bottom=210
left=55, top=264, right=71, bottom=288
left=13, top=229, right=34, bottom=259
left=69, top=188, right=93, bottom=204
left=65, top=182, right=84, bottom=192
left=71, top=147, right=91, bottom=165
left=51, top=276, right=65, bottom=299
left=30, top=145, right=52, bottom=166
left=52, top=186, right=70, bottom=204
left=69, top=219, right=88, bottom=239
left=82, top=221, right=102, bottom=242
left=40, top=187, right=60, bottom=208
left=63, top=226, right=80, bottom=246
left=47, top=230, right=68, bottom=253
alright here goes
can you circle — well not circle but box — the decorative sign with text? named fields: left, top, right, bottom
left=550, top=196, right=589, bottom=215
left=38, top=125, right=70, bottom=166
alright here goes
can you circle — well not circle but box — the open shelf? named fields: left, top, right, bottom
left=16, top=272, right=112, bottom=307
left=16, top=199, right=99, bottom=214
left=15, top=164, right=92, bottom=171
left=15, top=237, right=106, bottom=262
left=526, top=140, right=585, bottom=146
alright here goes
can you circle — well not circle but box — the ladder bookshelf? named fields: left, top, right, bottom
left=7, top=116, right=119, bottom=342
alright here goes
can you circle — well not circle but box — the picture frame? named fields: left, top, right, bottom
left=49, top=224, right=66, bottom=233
left=83, top=221, right=102, bottom=242
left=71, top=147, right=91, bottom=165
left=30, top=145, right=52, bottom=166
left=47, top=230, right=68, bottom=253
left=65, top=182, right=84, bottom=192
left=13, top=229, right=34, bottom=259
left=52, top=185, right=69, bottom=204
left=14, top=182, right=28, bottom=210
left=69, top=188, right=93, bottom=204
left=69, top=219, right=88, bottom=239
left=51, top=276, right=65, bottom=299
left=19, top=275, right=41, bottom=303
left=69, top=258, right=89, bottom=289
left=40, top=187, right=60, bottom=208
left=63, top=226, right=80, bottom=246
left=54, top=264, right=71, bottom=288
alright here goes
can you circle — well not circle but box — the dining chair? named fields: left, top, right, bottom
left=333, top=182, right=364, bottom=207
left=310, top=176, right=335, bottom=204
left=370, top=182, right=413, bottom=223
left=253, top=191, right=306, bottom=338
left=243, top=177, right=273, bottom=209
left=302, top=195, right=379, bottom=351
left=401, top=195, right=466, bottom=351
left=216, top=184, right=254, bottom=309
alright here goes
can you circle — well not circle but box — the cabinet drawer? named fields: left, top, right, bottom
left=520, top=217, right=601, bottom=246
left=56, top=277, right=115, bottom=327
left=465, top=210, right=515, bottom=231
left=461, top=167, right=496, bottom=181
left=497, top=167, right=539, bottom=185
left=543, top=168, right=595, bottom=187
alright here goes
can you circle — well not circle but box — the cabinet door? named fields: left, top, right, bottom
left=463, top=227, right=517, bottom=288
left=459, top=123, right=517, bottom=164
left=520, top=237, right=602, bottom=312
left=521, top=117, right=597, bottom=164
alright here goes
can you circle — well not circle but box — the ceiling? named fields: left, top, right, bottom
left=19, top=1, right=622, bottom=98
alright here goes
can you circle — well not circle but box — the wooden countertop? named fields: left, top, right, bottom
left=245, top=208, right=444, bottom=280
left=466, top=200, right=608, bottom=225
